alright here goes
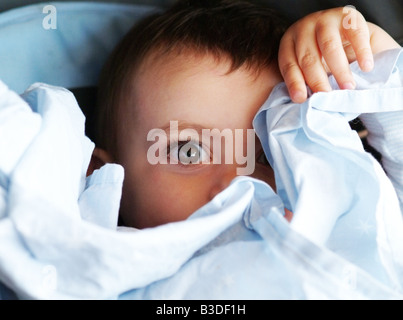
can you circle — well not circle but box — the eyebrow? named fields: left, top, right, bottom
left=160, top=121, right=211, bottom=134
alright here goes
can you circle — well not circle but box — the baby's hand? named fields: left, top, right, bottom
left=278, top=7, right=393, bottom=103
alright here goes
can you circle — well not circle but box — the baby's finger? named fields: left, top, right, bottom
left=343, top=9, right=373, bottom=72
left=316, top=23, right=355, bottom=90
left=294, top=28, right=332, bottom=94
left=278, top=34, right=308, bottom=103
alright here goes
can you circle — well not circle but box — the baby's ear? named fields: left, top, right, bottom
left=86, top=147, right=114, bottom=176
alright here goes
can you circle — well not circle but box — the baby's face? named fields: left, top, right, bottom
left=116, top=53, right=282, bottom=229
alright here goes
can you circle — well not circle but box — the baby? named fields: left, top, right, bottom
left=90, top=0, right=400, bottom=229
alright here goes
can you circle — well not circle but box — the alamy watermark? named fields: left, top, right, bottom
left=343, top=5, right=358, bottom=30
left=42, top=5, right=57, bottom=30
left=147, top=121, right=256, bottom=176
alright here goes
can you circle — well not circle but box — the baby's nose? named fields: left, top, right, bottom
left=208, top=165, right=238, bottom=200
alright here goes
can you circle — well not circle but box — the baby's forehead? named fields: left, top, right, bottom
left=123, top=50, right=227, bottom=108
left=134, top=47, right=276, bottom=92
left=116, top=45, right=279, bottom=125
left=123, top=52, right=276, bottom=125
left=138, top=48, right=232, bottom=77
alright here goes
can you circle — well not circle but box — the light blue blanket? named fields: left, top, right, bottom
left=0, top=49, right=403, bottom=300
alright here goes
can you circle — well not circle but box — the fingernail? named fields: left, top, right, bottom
left=342, top=81, right=356, bottom=90
left=292, top=90, right=306, bottom=103
left=362, top=59, right=374, bottom=72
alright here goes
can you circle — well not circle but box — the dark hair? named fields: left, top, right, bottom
left=95, top=0, right=289, bottom=155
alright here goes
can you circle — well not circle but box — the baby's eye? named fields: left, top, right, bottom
left=170, top=141, right=210, bottom=165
